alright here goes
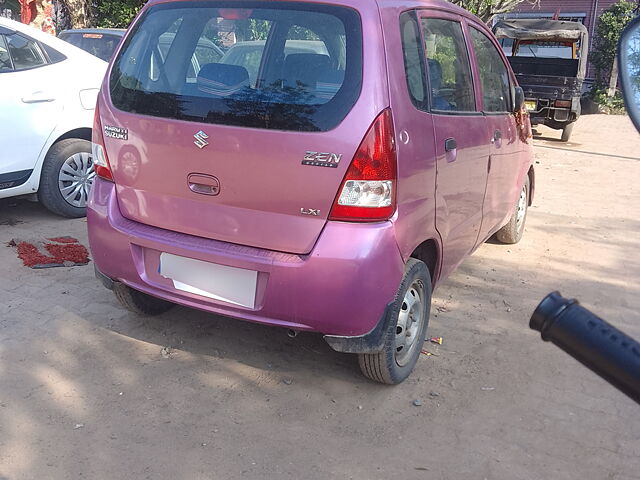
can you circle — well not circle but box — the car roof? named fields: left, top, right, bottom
left=144, top=0, right=472, bottom=16
left=141, top=0, right=483, bottom=30
left=59, top=28, right=126, bottom=37
left=376, top=0, right=485, bottom=21
left=0, top=17, right=108, bottom=64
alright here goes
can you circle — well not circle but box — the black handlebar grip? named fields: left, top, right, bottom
left=530, top=292, right=640, bottom=404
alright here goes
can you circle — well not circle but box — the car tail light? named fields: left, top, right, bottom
left=555, top=99, right=571, bottom=108
left=92, top=104, right=114, bottom=182
left=329, top=109, right=397, bottom=222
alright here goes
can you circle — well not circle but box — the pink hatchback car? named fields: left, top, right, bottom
left=88, top=0, right=534, bottom=384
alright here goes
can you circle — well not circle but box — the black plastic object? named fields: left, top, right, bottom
left=530, top=292, right=640, bottom=404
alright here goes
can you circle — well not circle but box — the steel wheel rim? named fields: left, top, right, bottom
left=516, top=184, right=528, bottom=231
left=395, top=280, right=425, bottom=367
left=58, top=152, right=95, bottom=208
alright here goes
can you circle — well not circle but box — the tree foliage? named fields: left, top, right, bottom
left=93, top=0, right=146, bottom=28
left=451, top=0, right=529, bottom=22
left=590, top=1, right=636, bottom=86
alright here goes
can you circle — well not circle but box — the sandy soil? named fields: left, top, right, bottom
left=0, top=114, right=639, bottom=480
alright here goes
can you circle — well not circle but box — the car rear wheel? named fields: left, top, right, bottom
left=560, top=123, right=574, bottom=142
left=39, top=138, right=95, bottom=218
left=113, top=284, right=175, bottom=316
left=496, top=176, right=529, bottom=244
left=358, top=259, right=431, bottom=385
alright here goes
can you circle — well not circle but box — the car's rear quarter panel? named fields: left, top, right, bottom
left=379, top=1, right=441, bottom=280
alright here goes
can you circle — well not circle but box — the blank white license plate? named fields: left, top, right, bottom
left=159, top=252, right=257, bottom=308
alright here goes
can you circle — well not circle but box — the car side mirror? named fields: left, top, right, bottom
left=619, top=15, right=640, bottom=132
left=513, top=86, right=525, bottom=112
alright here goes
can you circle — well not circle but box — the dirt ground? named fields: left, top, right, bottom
left=1, top=114, right=639, bottom=480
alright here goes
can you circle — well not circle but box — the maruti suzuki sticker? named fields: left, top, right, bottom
left=302, top=151, right=342, bottom=168
left=104, top=125, right=128, bottom=140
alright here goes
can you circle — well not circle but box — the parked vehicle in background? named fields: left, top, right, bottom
left=0, top=17, right=107, bottom=217
left=88, top=0, right=534, bottom=384
left=58, top=28, right=125, bottom=61
left=493, top=19, right=588, bottom=142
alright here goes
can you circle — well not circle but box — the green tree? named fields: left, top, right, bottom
left=93, top=0, right=146, bottom=28
left=452, top=0, right=530, bottom=22
left=590, top=1, right=636, bottom=89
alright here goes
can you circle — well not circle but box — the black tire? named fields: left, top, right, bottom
left=113, top=283, right=175, bottom=316
left=560, top=123, right=574, bottom=142
left=358, top=259, right=432, bottom=385
left=39, top=138, right=93, bottom=218
left=496, top=176, right=530, bottom=244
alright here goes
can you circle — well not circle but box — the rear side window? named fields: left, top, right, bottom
left=6, top=33, right=47, bottom=70
left=420, top=18, right=475, bottom=113
left=0, top=35, right=12, bottom=72
left=470, top=27, right=511, bottom=113
left=110, top=1, right=362, bottom=132
left=400, top=11, right=427, bottom=109
left=41, top=43, right=67, bottom=64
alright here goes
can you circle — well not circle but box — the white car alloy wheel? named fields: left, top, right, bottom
left=58, top=152, right=95, bottom=208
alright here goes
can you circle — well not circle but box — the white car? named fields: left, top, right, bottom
left=0, top=17, right=107, bottom=217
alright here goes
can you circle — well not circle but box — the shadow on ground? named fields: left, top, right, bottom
left=1, top=155, right=639, bottom=479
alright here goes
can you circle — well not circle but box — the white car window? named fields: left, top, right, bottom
left=0, top=35, right=12, bottom=72
left=6, top=33, right=47, bottom=71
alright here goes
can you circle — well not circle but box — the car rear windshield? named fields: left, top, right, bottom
left=61, top=32, right=122, bottom=61
left=110, top=1, right=362, bottom=132
left=500, top=38, right=577, bottom=59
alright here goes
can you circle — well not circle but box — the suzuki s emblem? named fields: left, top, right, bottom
left=194, top=130, right=209, bottom=149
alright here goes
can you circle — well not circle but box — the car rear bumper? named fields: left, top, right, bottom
left=525, top=96, right=581, bottom=127
left=87, top=179, right=404, bottom=339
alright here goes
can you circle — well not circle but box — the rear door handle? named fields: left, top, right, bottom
left=22, top=91, right=56, bottom=104
left=444, top=138, right=457, bottom=152
left=188, top=173, right=220, bottom=196
left=491, top=130, right=502, bottom=143
left=444, top=138, right=457, bottom=163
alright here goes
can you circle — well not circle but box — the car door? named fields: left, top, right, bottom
left=0, top=30, right=62, bottom=177
left=417, top=13, right=489, bottom=278
left=468, top=25, right=523, bottom=241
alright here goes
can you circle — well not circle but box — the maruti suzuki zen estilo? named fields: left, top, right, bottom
left=88, top=0, right=534, bottom=384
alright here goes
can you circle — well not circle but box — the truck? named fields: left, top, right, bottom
left=493, top=18, right=589, bottom=142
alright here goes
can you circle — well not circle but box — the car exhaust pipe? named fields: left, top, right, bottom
left=287, top=329, right=299, bottom=338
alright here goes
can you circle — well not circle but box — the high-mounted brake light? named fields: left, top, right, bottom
left=219, top=9, right=253, bottom=20
left=329, top=109, right=397, bottom=222
left=92, top=104, right=114, bottom=182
